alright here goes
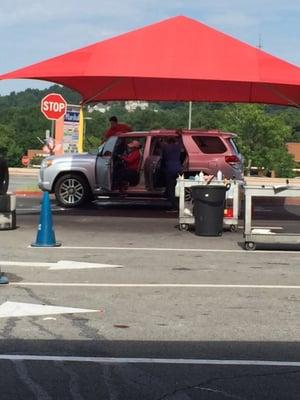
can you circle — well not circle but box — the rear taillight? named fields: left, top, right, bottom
left=224, top=208, right=234, bottom=218
left=225, top=155, right=240, bottom=166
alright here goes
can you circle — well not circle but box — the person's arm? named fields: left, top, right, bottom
left=121, top=150, right=140, bottom=166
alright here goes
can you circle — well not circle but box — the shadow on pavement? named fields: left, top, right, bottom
left=0, top=339, right=299, bottom=399
left=0, top=339, right=299, bottom=360
left=54, top=198, right=177, bottom=219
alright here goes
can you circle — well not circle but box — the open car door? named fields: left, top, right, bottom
left=95, top=136, right=119, bottom=191
left=144, top=155, right=162, bottom=190
left=144, top=136, right=164, bottom=190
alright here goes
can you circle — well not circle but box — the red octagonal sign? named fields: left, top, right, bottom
left=41, top=93, right=67, bottom=120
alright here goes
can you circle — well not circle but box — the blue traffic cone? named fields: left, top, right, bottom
left=0, top=269, right=9, bottom=284
left=31, top=191, right=61, bottom=247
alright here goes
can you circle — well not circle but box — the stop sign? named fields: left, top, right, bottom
left=41, top=93, right=67, bottom=120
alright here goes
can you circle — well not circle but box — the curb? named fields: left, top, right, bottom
left=14, top=191, right=42, bottom=197
left=9, top=168, right=39, bottom=176
left=244, top=177, right=300, bottom=186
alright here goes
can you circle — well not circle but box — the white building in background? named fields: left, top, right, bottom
left=87, top=101, right=149, bottom=114
left=125, top=101, right=149, bottom=112
left=87, top=103, right=111, bottom=113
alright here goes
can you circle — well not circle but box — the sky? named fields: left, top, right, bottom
left=0, top=0, right=299, bottom=95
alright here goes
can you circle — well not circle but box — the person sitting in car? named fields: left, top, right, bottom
left=117, top=140, right=142, bottom=194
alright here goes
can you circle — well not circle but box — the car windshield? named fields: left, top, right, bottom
left=229, top=138, right=240, bottom=154
left=97, top=143, right=104, bottom=155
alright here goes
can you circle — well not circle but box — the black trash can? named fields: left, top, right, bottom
left=192, top=185, right=228, bottom=236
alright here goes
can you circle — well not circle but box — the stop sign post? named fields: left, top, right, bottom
left=41, top=93, right=67, bottom=120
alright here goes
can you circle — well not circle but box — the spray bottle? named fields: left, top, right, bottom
left=199, top=171, right=205, bottom=182
left=217, top=170, right=223, bottom=181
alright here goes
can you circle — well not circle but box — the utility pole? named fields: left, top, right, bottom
left=258, top=33, right=263, bottom=49
left=188, top=101, right=192, bottom=130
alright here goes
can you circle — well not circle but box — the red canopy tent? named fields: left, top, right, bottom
left=1, top=16, right=300, bottom=106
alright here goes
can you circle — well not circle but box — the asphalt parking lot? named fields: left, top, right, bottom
left=0, top=186, right=299, bottom=399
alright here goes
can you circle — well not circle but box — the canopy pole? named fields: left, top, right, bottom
left=188, top=101, right=192, bottom=130
left=78, top=106, right=84, bottom=153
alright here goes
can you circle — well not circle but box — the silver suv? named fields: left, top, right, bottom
left=39, top=129, right=244, bottom=207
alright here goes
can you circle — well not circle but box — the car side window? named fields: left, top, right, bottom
left=97, top=143, right=104, bottom=155
left=151, top=136, right=178, bottom=156
left=102, top=137, right=117, bottom=156
left=150, top=137, right=163, bottom=156
left=192, top=136, right=226, bottom=154
left=114, top=138, right=127, bottom=156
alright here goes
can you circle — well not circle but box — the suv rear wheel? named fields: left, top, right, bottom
left=54, top=173, right=91, bottom=208
left=0, top=158, right=9, bottom=195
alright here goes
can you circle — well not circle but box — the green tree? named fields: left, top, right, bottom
left=82, top=110, right=107, bottom=151
left=0, top=85, right=81, bottom=108
left=0, top=124, right=23, bottom=166
left=0, top=84, right=298, bottom=175
left=216, top=104, right=295, bottom=177
left=276, top=108, right=300, bottom=142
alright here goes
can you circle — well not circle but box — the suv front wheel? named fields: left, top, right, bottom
left=54, top=173, right=91, bottom=208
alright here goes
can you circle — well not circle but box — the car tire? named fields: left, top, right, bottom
left=244, top=241, right=256, bottom=251
left=0, top=159, right=9, bottom=195
left=54, top=173, right=91, bottom=208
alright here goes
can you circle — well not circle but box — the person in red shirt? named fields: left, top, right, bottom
left=104, top=116, right=132, bottom=140
left=117, top=140, right=142, bottom=194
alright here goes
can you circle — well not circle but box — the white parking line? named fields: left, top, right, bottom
left=17, top=207, right=64, bottom=212
left=29, top=246, right=300, bottom=254
left=238, top=226, right=284, bottom=230
left=10, top=283, right=300, bottom=289
left=0, top=355, right=299, bottom=367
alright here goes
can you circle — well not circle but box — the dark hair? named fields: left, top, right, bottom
left=109, top=116, right=118, bottom=122
left=167, top=137, right=176, bottom=144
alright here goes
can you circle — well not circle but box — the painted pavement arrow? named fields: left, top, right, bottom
left=0, top=260, right=123, bottom=270
left=0, top=301, right=98, bottom=318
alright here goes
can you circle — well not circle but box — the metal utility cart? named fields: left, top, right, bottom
left=0, top=193, right=16, bottom=230
left=244, top=184, right=300, bottom=250
left=176, top=178, right=242, bottom=232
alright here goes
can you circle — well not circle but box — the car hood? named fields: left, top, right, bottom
left=45, top=153, right=97, bottom=163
